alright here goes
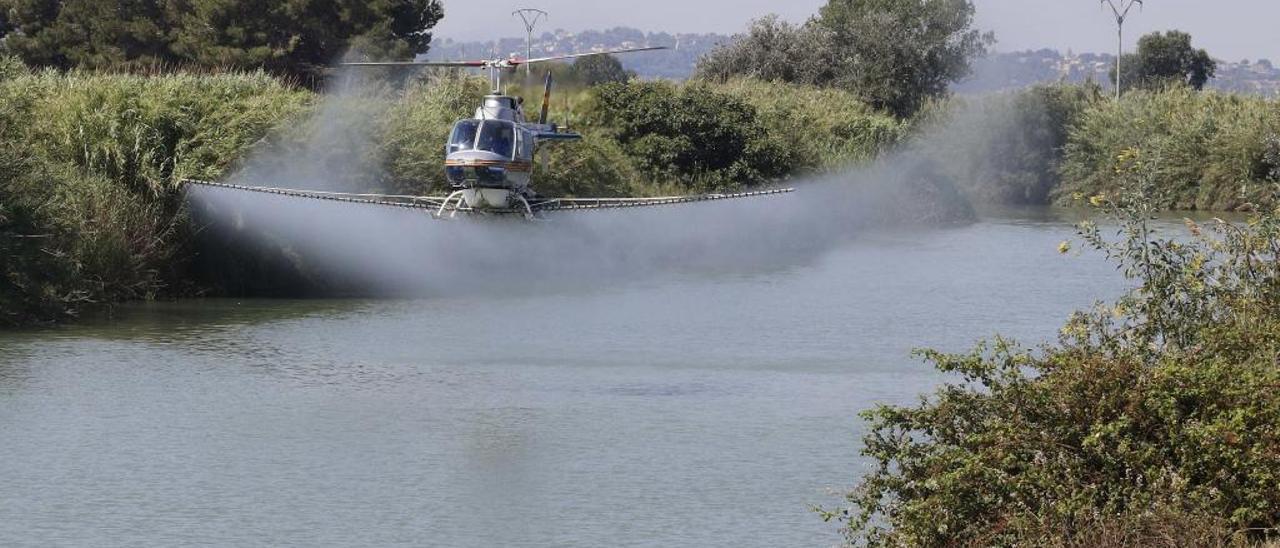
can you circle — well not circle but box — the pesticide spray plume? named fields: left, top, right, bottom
left=187, top=67, right=1024, bottom=300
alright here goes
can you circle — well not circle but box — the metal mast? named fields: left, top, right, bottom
left=512, top=8, right=549, bottom=79
left=1102, top=0, right=1144, bottom=100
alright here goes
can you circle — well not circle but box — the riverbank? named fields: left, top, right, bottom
left=3, top=57, right=1279, bottom=326
left=1, top=61, right=908, bottom=326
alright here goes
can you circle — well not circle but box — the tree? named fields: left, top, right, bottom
left=571, top=53, right=633, bottom=86
left=166, top=0, right=443, bottom=83
left=696, top=1, right=993, bottom=117
left=817, top=0, right=994, bottom=116
left=1112, top=30, right=1216, bottom=91
left=695, top=15, right=834, bottom=86
left=0, top=0, right=444, bottom=84
left=1, top=0, right=170, bottom=68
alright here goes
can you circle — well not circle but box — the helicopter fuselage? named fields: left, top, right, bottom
left=442, top=94, right=579, bottom=211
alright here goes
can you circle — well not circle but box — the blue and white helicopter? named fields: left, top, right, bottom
left=186, top=47, right=792, bottom=219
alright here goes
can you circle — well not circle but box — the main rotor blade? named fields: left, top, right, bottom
left=340, top=61, right=488, bottom=67
left=513, top=46, right=668, bottom=66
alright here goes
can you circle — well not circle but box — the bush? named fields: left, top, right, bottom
left=828, top=159, right=1280, bottom=546
left=0, top=69, right=310, bottom=324
left=711, top=78, right=904, bottom=171
left=1263, top=134, right=1280, bottom=183
left=572, top=54, right=633, bottom=86
left=587, top=80, right=791, bottom=190
left=380, top=72, right=491, bottom=194
left=0, top=54, right=25, bottom=80
left=1058, top=88, right=1280, bottom=211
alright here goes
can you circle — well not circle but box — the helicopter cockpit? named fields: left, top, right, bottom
left=447, top=119, right=519, bottom=159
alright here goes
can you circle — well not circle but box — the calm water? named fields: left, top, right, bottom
left=1, top=210, right=1132, bottom=547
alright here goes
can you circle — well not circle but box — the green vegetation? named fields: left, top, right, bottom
left=0, top=58, right=905, bottom=325
left=698, top=0, right=993, bottom=117
left=1114, top=30, right=1217, bottom=92
left=1058, top=87, right=1280, bottom=211
left=830, top=161, right=1280, bottom=546
left=0, top=63, right=311, bottom=325
left=571, top=54, right=634, bottom=86
left=923, top=79, right=1279, bottom=212
left=0, top=0, right=443, bottom=83
left=587, top=81, right=789, bottom=190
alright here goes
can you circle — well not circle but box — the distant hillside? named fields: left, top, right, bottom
left=428, top=27, right=1280, bottom=96
left=426, top=27, right=730, bottom=80
left=957, top=50, right=1280, bottom=96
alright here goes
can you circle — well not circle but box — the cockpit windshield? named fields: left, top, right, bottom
left=447, top=119, right=516, bottom=159
left=476, top=121, right=515, bottom=159
left=448, top=120, right=480, bottom=153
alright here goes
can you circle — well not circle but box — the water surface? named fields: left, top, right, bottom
left=1, top=210, right=1132, bottom=547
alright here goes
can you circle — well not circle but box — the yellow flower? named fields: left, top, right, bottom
left=1089, top=194, right=1107, bottom=207
left=1058, top=241, right=1072, bottom=254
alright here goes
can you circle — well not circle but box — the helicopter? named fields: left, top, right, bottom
left=184, top=46, right=794, bottom=219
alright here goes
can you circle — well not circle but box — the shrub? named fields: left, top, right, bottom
left=1263, top=134, right=1280, bottom=183
left=0, top=54, right=25, bottom=80
left=711, top=78, right=904, bottom=172
left=380, top=72, right=491, bottom=194
left=828, top=157, right=1280, bottom=546
left=1058, top=87, right=1280, bottom=211
left=587, top=80, right=791, bottom=190
left=0, top=69, right=310, bottom=324
left=572, top=54, right=633, bottom=86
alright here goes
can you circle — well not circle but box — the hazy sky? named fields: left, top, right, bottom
left=433, top=0, right=1279, bottom=62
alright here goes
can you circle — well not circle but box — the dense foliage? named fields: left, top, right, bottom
left=1115, top=30, right=1217, bottom=92
left=0, top=63, right=311, bottom=325
left=0, top=0, right=443, bottom=83
left=587, top=81, right=791, bottom=189
left=831, top=165, right=1280, bottom=546
left=572, top=54, right=634, bottom=86
left=697, top=0, right=993, bottom=117
left=1058, top=87, right=1280, bottom=211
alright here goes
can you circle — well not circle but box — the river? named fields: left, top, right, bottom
left=0, top=208, right=1134, bottom=546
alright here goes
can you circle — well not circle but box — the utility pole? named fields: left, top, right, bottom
left=512, top=8, right=549, bottom=79
left=1101, top=0, right=1143, bottom=100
